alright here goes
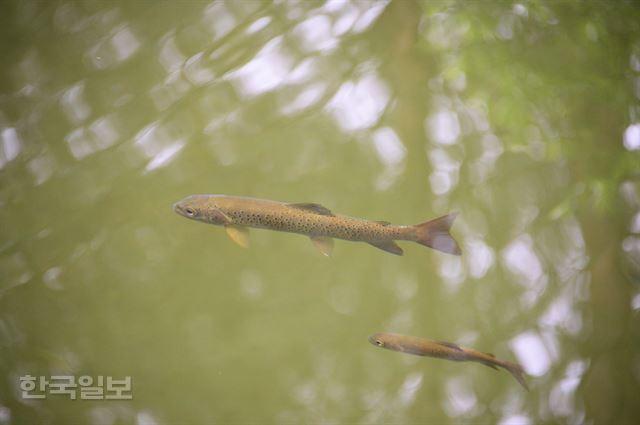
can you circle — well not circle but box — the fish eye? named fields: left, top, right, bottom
left=185, top=207, right=196, bottom=217
left=375, top=340, right=383, bottom=346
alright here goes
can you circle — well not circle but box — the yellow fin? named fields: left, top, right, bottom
left=310, top=236, right=333, bottom=256
left=225, top=225, right=250, bottom=248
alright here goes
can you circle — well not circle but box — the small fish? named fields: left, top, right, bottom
left=368, top=332, right=528, bottom=390
left=173, top=194, right=460, bottom=256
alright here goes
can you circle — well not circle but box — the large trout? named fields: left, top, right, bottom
left=173, top=194, right=460, bottom=256
left=369, top=332, right=528, bottom=390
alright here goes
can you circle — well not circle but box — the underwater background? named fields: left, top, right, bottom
left=1, top=1, right=640, bottom=423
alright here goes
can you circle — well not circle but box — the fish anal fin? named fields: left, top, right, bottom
left=368, top=240, right=403, bottom=256
left=310, top=236, right=334, bottom=256
left=287, top=203, right=334, bottom=216
left=434, top=340, right=463, bottom=351
left=225, top=225, right=250, bottom=248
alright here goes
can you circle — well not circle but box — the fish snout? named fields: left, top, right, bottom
left=368, top=334, right=385, bottom=347
left=173, top=202, right=187, bottom=216
left=173, top=201, right=197, bottom=219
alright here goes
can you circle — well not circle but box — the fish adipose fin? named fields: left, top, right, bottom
left=226, top=225, right=250, bottom=248
left=287, top=203, right=334, bottom=216
left=413, top=212, right=461, bottom=255
left=368, top=241, right=403, bottom=256
left=310, top=236, right=334, bottom=256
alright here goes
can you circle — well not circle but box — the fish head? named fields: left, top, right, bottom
left=368, top=333, right=387, bottom=348
left=173, top=195, right=230, bottom=226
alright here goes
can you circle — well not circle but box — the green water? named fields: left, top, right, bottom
left=1, top=1, right=640, bottom=424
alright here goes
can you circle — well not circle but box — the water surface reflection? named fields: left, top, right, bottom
left=1, top=0, right=639, bottom=424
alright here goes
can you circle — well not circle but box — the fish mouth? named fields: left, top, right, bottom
left=173, top=202, right=191, bottom=218
left=368, top=333, right=387, bottom=348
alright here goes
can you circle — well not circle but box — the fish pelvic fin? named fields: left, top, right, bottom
left=471, top=349, right=500, bottom=370
left=226, top=225, right=250, bottom=248
left=413, top=212, right=461, bottom=255
left=368, top=240, right=403, bottom=256
left=310, top=236, right=334, bottom=256
left=287, top=203, right=334, bottom=216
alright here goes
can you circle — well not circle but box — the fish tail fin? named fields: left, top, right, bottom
left=413, top=212, right=461, bottom=255
left=502, top=361, right=529, bottom=391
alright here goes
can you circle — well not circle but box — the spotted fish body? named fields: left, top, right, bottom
left=219, top=198, right=404, bottom=241
left=369, top=332, right=529, bottom=390
left=173, top=194, right=460, bottom=256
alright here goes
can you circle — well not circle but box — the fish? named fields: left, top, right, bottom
left=368, top=332, right=529, bottom=390
left=172, top=194, right=460, bottom=256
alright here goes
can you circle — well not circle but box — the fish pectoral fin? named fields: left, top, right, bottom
left=225, top=225, right=250, bottom=248
left=218, top=210, right=234, bottom=224
left=287, top=203, right=334, bottom=216
left=367, top=240, right=403, bottom=256
left=310, top=236, right=334, bottom=256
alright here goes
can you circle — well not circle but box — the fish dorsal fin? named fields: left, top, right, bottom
left=368, top=240, right=403, bottom=256
left=310, top=236, right=333, bottom=256
left=287, top=203, right=334, bottom=216
left=375, top=220, right=391, bottom=226
left=225, top=225, right=250, bottom=248
left=435, top=340, right=463, bottom=351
